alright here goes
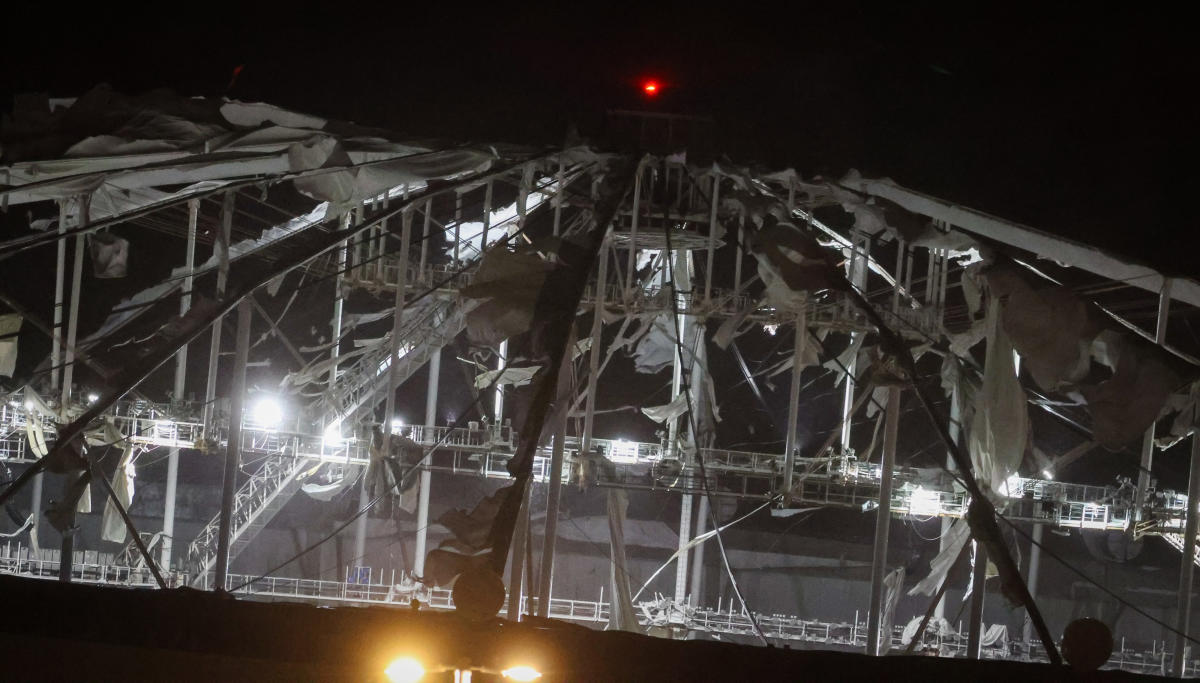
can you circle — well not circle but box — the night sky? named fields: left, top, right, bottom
left=4, top=5, right=1196, bottom=277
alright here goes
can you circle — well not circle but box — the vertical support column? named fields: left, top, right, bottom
left=781, top=304, right=807, bottom=500
left=935, top=380, right=964, bottom=621
left=670, top=249, right=694, bottom=605
left=936, top=247, right=945, bottom=316
left=506, top=487, right=530, bottom=621
left=733, top=215, right=744, bottom=295
left=1173, top=424, right=1200, bottom=677
left=370, top=209, right=412, bottom=565
left=51, top=200, right=67, bottom=391
left=689, top=495, right=709, bottom=609
left=413, top=347, right=440, bottom=577
left=666, top=251, right=691, bottom=460
left=1023, top=523, right=1044, bottom=647
left=203, top=192, right=234, bottom=431
left=453, top=191, right=462, bottom=263
left=214, top=298, right=252, bottom=590
left=582, top=235, right=609, bottom=454
left=39, top=200, right=69, bottom=553
left=537, top=344, right=573, bottom=618
left=480, top=179, right=493, bottom=255
left=674, top=494, right=694, bottom=604
left=161, top=198, right=198, bottom=570
left=420, top=198, right=432, bottom=279
left=703, top=173, right=720, bottom=304
left=330, top=215, right=350, bottom=389
left=967, top=539, right=989, bottom=659
left=57, top=194, right=88, bottom=583
left=552, top=160, right=564, bottom=237
left=61, top=194, right=89, bottom=412
left=840, top=232, right=869, bottom=452
left=494, top=341, right=507, bottom=424
left=624, top=160, right=643, bottom=295
left=866, top=385, right=900, bottom=655
left=1136, top=278, right=1173, bottom=518
left=892, top=239, right=905, bottom=315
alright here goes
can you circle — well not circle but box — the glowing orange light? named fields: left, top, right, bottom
left=643, top=81, right=659, bottom=95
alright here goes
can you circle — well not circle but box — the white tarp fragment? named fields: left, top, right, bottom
left=461, top=247, right=554, bottom=346
left=474, top=365, right=541, bottom=390
left=880, top=567, right=906, bottom=649
left=901, top=616, right=956, bottom=646
left=100, top=444, right=137, bottom=542
left=88, top=231, right=129, bottom=278
left=969, top=296, right=1029, bottom=495
left=290, top=136, right=493, bottom=209
left=0, top=314, right=21, bottom=377
left=909, top=519, right=971, bottom=597
left=641, top=393, right=689, bottom=423
left=986, top=266, right=1096, bottom=392
left=631, top=314, right=696, bottom=374
left=220, top=101, right=328, bottom=130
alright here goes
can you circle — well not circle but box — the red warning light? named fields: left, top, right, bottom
left=643, top=81, right=659, bottom=96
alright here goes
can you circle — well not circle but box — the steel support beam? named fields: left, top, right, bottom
left=1174, top=428, right=1200, bottom=677
left=214, top=298, right=252, bottom=590
left=967, top=539, right=989, bottom=659
left=413, top=347, right=440, bottom=577
left=161, top=198, right=197, bottom=570
left=202, top=192, right=234, bottom=431
left=866, top=385, right=900, bottom=655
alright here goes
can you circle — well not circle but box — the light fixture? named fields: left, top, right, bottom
left=384, top=657, right=425, bottom=683
left=392, top=418, right=404, bottom=431
left=251, top=396, right=284, bottom=428
left=23, top=400, right=33, bottom=411
left=642, top=80, right=659, bottom=96
left=501, top=666, right=542, bottom=681
left=87, top=393, right=99, bottom=404
left=1042, top=469, right=1054, bottom=480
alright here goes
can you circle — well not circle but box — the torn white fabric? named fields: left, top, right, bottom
left=712, top=304, right=751, bottom=350
left=100, top=444, right=136, bottom=543
left=632, top=314, right=697, bottom=374
left=947, top=319, right=987, bottom=357
left=220, top=100, right=328, bottom=129
left=0, top=314, right=21, bottom=377
left=881, top=567, right=906, bottom=648
left=909, top=519, right=971, bottom=597
left=88, top=231, right=129, bottom=278
left=641, top=393, right=689, bottom=423
left=961, top=264, right=984, bottom=320
left=969, top=296, right=1029, bottom=496
left=302, top=476, right=354, bottom=502
left=823, top=334, right=865, bottom=385
left=865, top=385, right=891, bottom=419
left=901, top=616, right=956, bottom=646
left=474, top=365, right=541, bottom=390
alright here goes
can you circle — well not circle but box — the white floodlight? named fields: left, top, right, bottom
left=251, top=396, right=284, bottom=428
left=87, top=393, right=99, bottom=404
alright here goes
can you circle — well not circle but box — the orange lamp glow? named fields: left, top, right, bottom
left=643, top=81, right=659, bottom=95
